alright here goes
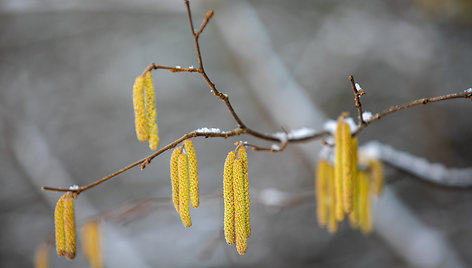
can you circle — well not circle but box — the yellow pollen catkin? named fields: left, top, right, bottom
left=82, top=221, right=103, bottom=268
left=55, top=194, right=66, bottom=256
left=334, top=117, right=345, bottom=221
left=349, top=137, right=360, bottom=228
left=144, top=71, right=159, bottom=150
left=341, top=120, right=353, bottom=213
left=358, top=171, right=372, bottom=234
left=133, top=76, right=148, bottom=142
left=316, top=160, right=329, bottom=227
left=233, top=158, right=247, bottom=255
left=185, top=140, right=199, bottom=208
left=170, top=147, right=182, bottom=213
left=223, top=151, right=236, bottom=245
left=178, top=153, right=192, bottom=227
left=35, top=243, right=49, bottom=268
left=238, top=146, right=251, bottom=238
left=369, top=158, right=384, bottom=197
left=326, top=163, right=338, bottom=233
left=63, top=192, right=76, bottom=260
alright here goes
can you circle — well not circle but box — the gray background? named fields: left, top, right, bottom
left=1, top=0, right=471, bottom=267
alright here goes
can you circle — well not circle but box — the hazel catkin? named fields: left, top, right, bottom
left=178, top=153, right=192, bottom=228
left=233, top=158, right=247, bottom=255
left=63, top=192, right=76, bottom=260
left=223, top=151, right=236, bottom=245
left=55, top=194, right=66, bottom=256
left=35, top=243, right=49, bottom=268
left=170, top=147, right=182, bottom=213
left=133, top=76, right=148, bottom=142
left=341, top=119, right=353, bottom=214
left=238, top=146, right=251, bottom=238
left=82, top=221, right=103, bottom=268
left=185, top=140, right=199, bottom=208
left=144, top=71, right=159, bottom=150
left=369, top=158, right=384, bottom=197
left=334, top=117, right=345, bottom=221
left=316, top=160, right=329, bottom=227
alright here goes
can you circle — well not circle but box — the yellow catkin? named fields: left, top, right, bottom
left=341, top=120, right=353, bottom=213
left=316, top=160, right=328, bottom=227
left=178, top=153, right=192, bottom=227
left=369, top=158, right=384, bottom=197
left=170, top=147, right=182, bottom=213
left=63, top=192, right=76, bottom=260
left=144, top=71, right=159, bottom=150
left=334, top=117, right=345, bottom=221
left=233, top=158, right=247, bottom=255
left=82, top=221, right=103, bottom=268
left=238, top=146, right=251, bottom=238
left=349, top=137, right=360, bottom=228
left=185, top=140, right=199, bottom=208
left=223, top=151, right=236, bottom=245
left=358, top=171, right=372, bottom=234
left=35, top=243, right=49, bottom=268
left=133, top=76, right=148, bottom=142
left=55, top=194, right=66, bottom=256
left=326, top=163, right=338, bottom=233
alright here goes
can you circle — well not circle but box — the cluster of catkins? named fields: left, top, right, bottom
left=170, top=140, right=200, bottom=227
left=133, top=71, right=159, bottom=150
left=223, top=146, right=251, bottom=255
left=316, top=115, right=383, bottom=234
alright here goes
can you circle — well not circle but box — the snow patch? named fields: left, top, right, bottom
left=355, top=83, right=362, bottom=92
left=362, top=111, right=373, bottom=121
left=69, top=185, right=80, bottom=190
left=195, top=127, right=221, bottom=133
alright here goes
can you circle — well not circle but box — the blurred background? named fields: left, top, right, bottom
left=1, top=0, right=471, bottom=267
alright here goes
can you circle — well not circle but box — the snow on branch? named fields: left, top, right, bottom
left=361, top=141, right=472, bottom=187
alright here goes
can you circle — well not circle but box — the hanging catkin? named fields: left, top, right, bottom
left=223, top=151, right=236, bottom=245
left=82, top=221, right=103, bottom=268
left=341, top=120, right=353, bottom=214
left=238, top=146, right=251, bottom=238
left=334, top=116, right=345, bottom=221
left=35, top=243, right=49, bottom=268
left=185, top=140, right=199, bottom=208
left=358, top=171, right=371, bottom=234
left=170, top=147, right=182, bottom=213
left=326, top=163, right=338, bottom=233
left=55, top=194, right=66, bottom=256
left=233, top=158, right=247, bottom=255
left=63, top=192, right=76, bottom=260
left=349, top=137, right=360, bottom=227
left=369, top=158, right=384, bottom=197
left=133, top=76, right=148, bottom=142
left=316, top=160, right=329, bottom=227
left=144, top=71, right=159, bottom=150
left=178, top=153, right=192, bottom=227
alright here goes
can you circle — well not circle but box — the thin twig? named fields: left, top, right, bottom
left=349, top=75, right=365, bottom=127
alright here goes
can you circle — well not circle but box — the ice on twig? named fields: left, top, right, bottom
left=188, top=66, right=194, bottom=69
left=195, top=127, right=221, bottom=133
left=69, top=185, right=80, bottom=190
left=362, top=111, right=373, bottom=121
left=175, top=66, right=181, bottom=69
left=464, top=88, right=472, bottom=93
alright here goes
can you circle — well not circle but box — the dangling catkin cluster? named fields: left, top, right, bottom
left=169, top=140, right=199, bottom=227
left=55, top=192, right=76, bottom=260
left=315, top=115, right=384, bottom=234
left=82, top=220, right=103, bottom=268
left=133, top=71, right=159, bottom=150
left=222, top=145, right=251, bottom=255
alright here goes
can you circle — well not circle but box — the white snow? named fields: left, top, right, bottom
left=175, top=65, right=181, bottom=69
left=323, top=120, right=337, bottom=135
left=271, top=144, right=280, bottom=151
left=273, top=132, right=288, bottom=142
left=362, top=111, right=373, bottom=121
left=355, top=83, right=362, bottom=92
left=195, top=127, right=221, bottom=133
left=69, top=184, right=80, bottom=190
left=287, top=127, right=316, bottom=139
left=344, top=117, right=358, bottom=133
left=188, top=66, right=194, bottom=69
left=464, top=88, right=472, bottom=93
